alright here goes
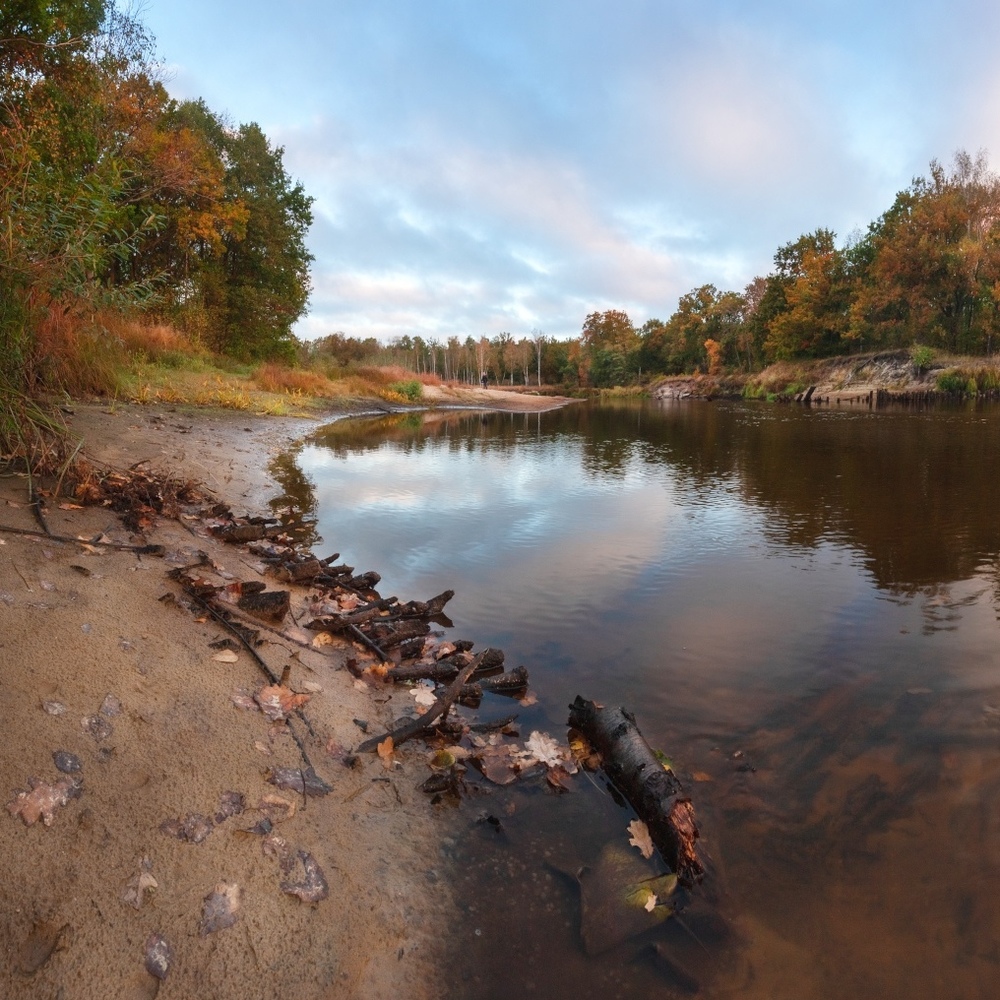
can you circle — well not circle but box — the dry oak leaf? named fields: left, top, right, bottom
left=627, top=819, right=655, bottom=860
left=200, top=883, right=241, bottom=936
left=525, top=731, right=563, bottom=768
left=212, top=649, right=238, bottom=663
left=7, top=777, right=82, bottom=826
left=377, top=737, right=395, bottom=769
left=255, top=683, right=310, bottom=721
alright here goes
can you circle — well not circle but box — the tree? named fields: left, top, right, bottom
left=580, top=310, right=639, bottom=386
left=764, top=230, right=850, bottom=360
left=850, top=151, right=1000, bottom=354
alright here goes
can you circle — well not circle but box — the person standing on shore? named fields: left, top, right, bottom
left=481, top=371, right=488, bottom=389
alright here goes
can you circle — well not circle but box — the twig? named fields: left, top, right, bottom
left=186, top=592, right=320, bottom=773
left=357, top=651, right=483, bottom=753
left=0, top=522, right=164, bottom=553
left=12, top=563, right=33, bottom=592
left=347, top=623, right=391, bottom=661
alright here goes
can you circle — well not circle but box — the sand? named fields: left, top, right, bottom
left=0, top=392, right=570, bottom=1000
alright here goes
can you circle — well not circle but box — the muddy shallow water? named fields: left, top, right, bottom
left=276, top=398, right=1000, bottom=999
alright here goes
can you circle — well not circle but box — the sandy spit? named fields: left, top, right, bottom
left=0, top=395, right=560, bottom=1000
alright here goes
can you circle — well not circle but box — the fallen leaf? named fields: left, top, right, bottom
left=100, top=693, right=122, bottom=717
left=255, top=683, right=310, bottom=721
left=214, top=791, right=245, bottom=823
left=627, top=819, right=655, bottom=859
left=7, top=777, right=82, bottom=826
left=122, top=866, right=158, bottom=909
left=52, top=750, right=81, bottom=774
left=159, top=813, right=214, bottom=843
left=253, top=740, right=272, bottom=755
left=472, top=744, right=522, bottom=785
left=257, top=794, right=296, bottom=823
left=199, top=883, right=241, bottom=936
left=518, top=691, right=538, bottom=707
left=280, top=850, right=330, bottom=903
left=230, top=691, right=258, bottom=711
left=212, top=649, right=239, bottom=663
left=266, top=766, right=332, bottom=797
left=42, top=700, right=67, bottom=716
left=692, top=771, right=713, bottom=782
left=377, top=737, right=395, bottom=769
left=525, top=731, right=563, bottom=768
left=144, top=933, right=172, bottom=980
left=302, top=680, right=323, bottom=693
left=81, top=714, right=113, bottom=741
left=352, top=678, right=368, bottom=691
left=411, top=685, right=437, bottom=709
left=546, top=766, right=575, bottom=792
left=311, top=632, right=335, bottom=647
left=58, top=502, right=84, bottom=510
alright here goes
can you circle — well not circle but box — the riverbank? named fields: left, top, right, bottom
left=652, top=349, right=1000, bottom=403
left=0, top=392, right=568, bottom=999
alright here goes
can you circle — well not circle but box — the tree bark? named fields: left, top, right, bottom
left=568, top=696, right=704, bottom=888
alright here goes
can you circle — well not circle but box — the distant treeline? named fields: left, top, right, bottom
left=1, top=0, right=313, bottom=400
left=308, top=150, right=1000, bottom=387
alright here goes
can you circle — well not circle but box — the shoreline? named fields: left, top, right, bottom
left=0, top=392, right=573, bottom=999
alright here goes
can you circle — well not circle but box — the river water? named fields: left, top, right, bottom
left=275, top=398, right=1000, bottom=999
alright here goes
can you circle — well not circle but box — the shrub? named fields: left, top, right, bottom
left=911, top=344, right=934, bottom=373
left=936, top=370, right=966, bottom=393
left=388, top=380, right=422, bottom=402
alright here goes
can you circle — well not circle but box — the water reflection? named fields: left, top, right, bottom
left=278, top=399, right=1000, bottom=999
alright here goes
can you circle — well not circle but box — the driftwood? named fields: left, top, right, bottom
left=237, top=589, right=291, bottom=622
left=568, top=696, right=704, bottom=888
left=365, top=619, right=431, bottom=649
left=357, top=652, right=485, bottom=753
left=0, top=523, right=164, bottom=554
left=385, top=647, right=505, bottom=684
left=459, top=666, right=530, bottom=706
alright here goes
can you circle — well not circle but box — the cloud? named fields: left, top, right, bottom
left=144, top=0, right=1000, bottom=344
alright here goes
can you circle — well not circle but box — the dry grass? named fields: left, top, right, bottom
left=252, top=362, right=337, bottom=396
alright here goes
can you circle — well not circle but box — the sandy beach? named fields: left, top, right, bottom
left=0, top=389, right=571, bottom=999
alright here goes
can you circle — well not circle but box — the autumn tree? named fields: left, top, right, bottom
left=850, top=151, right=1000, bottom=354
left=764, top=229, right=850, bottom=360
left=580, top=309, right=639, bottom=386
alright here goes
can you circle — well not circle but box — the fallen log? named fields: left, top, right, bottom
left=568, top=696, right=704, bottom=888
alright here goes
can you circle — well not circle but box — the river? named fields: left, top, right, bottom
left=274, top=397, right=1000, bottom=999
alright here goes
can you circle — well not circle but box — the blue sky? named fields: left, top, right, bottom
left=143, top=0, right=1000, bottom=343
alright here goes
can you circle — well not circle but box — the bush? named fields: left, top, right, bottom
left=936, top=370, right=966, bottom=393
left=911, top=344, right=934, bottom=373
left=388, top=380, right=422, bottom=402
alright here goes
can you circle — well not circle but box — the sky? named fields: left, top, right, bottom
left=142, top=0, right=1000, bottom=343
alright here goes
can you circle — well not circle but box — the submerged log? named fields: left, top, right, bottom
left=568, top=696, right=704, bottom=888
left=385, top=647, right=505, bottom=684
